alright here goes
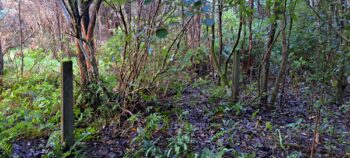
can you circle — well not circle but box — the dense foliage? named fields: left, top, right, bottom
left=0, top=0, right=349, bottom=157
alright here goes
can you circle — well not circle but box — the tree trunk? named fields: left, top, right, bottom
left=187, top=15, right=201, bottom=49
left=75, top=40, right=89, bottom=86
left=334, top=0, right=348, bottom=105
left=247, top=0, right=254, bottom=80
left=271, top=21, right=288, bottom=105
left=218, top=0, right=223, bottom=69
left=260, top=1, right=278, bottom=107
left=211, top=0, right=217, bottom=81
left=335, top=64, right=345, bottom=104
left=60, top=0, right=103, bottom=108
left=64, top=0, right=102, bottom=86
left=260, top=23, right=276, bottom=106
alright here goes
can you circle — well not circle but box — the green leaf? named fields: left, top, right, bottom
left=203, top=18, right=215, bottom=26
left=144, top=0, right=153, bottom=5
left=156, top=28, right=168, bottom=39
left=193, top=1, right=203, bottom=9
left=112, top=0, right=127, bottom=5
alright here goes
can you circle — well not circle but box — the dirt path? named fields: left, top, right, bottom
left=12, top=85, right=350, bottom=157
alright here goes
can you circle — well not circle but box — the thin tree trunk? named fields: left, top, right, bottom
left=260, top=1, right=278, bottom=107
left=281, top=0, right=297, bottom=107
left=223, top=12, right=243, bottom=86
left=271, top=23, right=287, bottom=105
left=248, top=0, right=254, bottom=81
left=334, top=0, right=347, bottom=105
left=218, top=0, right=223, bottom=69
left=260, top=23, right=276, bottom=106
left=271, top=0, right=289, bottom=105
left=75, top=40, right=89, bottom=86
left=56, top=1, right=64, bottom=59
left=335, top=64, right=345, bottom=104
left=211, top=0, right=217, bottom=81
left=19, top=0, right=24, bottom=76
left=62, top=0, right=102, bottom=86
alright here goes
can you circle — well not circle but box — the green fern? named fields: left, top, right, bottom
left=0, top=141, right=13, bottom=157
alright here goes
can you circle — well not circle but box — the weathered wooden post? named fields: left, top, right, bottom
left=61, top=61, right=74, bottom=148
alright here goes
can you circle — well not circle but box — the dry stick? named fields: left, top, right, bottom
left=311, top=35, right=329, bottom=157
left=124, top=3, right=165, bottom=104
left=3, top=28, right=36, bottom=55
left=310, top=107, right=321, bottom=158
left=104, top=2, right=130, bottom=92
left=133, top=0, right=162, bottom=83
left=119, top=8, right=128, bottom=92
left=135, top=0, right=178, bottom=86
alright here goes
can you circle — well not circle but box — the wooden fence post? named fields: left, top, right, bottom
left=61, top=60, right=74, bottom=148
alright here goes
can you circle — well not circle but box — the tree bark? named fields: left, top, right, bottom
left=210, top=0, right=218, bottom=82
left=247, top=0, right=254, bottom=80
left=187, top=15, right=201, bottom=48
left=260, top=2, right=279, bottom=107
left=61, top=0, right=102, bottom=86
left=271, top=21, right=288, bottom=105
left=218, top=0, right=223, bottom=69
left=334, top=0, right=347, bottom=105
left=335, top=64, right=345, bottom=104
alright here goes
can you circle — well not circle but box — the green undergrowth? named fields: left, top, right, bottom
left=0, top=49, right=98, bottom=157
left=0, top=72, right=60, bottom=157
left=0, top=72, right=99, bottom=157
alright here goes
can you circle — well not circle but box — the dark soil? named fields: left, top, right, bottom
left=12, top=84, right=350, bottom=158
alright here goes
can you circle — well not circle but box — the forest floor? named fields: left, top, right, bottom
left=12, top=82, right=350, bottom=158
